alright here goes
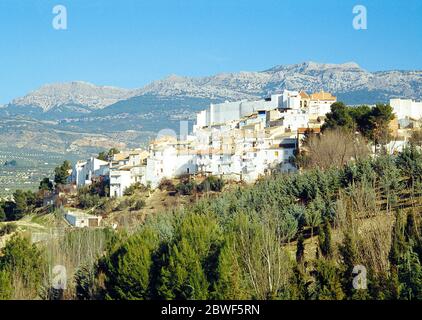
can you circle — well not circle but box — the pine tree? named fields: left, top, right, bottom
left=289, top=264, right=309, bottom=300
left=405, top=211, right=419, bottom=246
left=212, top=236, right=249, bottom=299
left=296, top=232, right=305, bottom=264
left=0, top=235, right=46, bottom=299
left=339, top=231, right=358, bottom=297
left=0, top=205, right=5, bottom=222
left=389, top=210, right=406, bottom=267
left=102, top=227, right=160, bottom=300
left=311, top=259, right=345, bottom=300
left=0, top=270, right=12, bottom=300
left=158, top=213, right=222, bottom=300
left=318, top=220, right=333, bottom=259
left=397, top=246, right=422, bottom=300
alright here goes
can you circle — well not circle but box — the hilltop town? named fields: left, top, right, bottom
left=68, top=90, right=421, bottom=198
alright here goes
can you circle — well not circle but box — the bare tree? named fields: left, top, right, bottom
left=298, top=129, right=370, bottom=170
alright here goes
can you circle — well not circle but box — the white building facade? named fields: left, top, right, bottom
left=390, top=98, right=422, bottom=120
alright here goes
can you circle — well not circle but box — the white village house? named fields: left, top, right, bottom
left=65, top=210, right=102, bottom=228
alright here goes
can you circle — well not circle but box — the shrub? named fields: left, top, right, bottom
left=123, top=183, right=146, bottom=196
left=176, top=181, right=196, bottom=195
left=158, top=179, right=175, bottom=192
left=0, top=235, right=46, bottom=299
left=0, top=270, right=12, bottom=300
left=116, top=198, right=136, bottom=211
left=132, top=200, right=146, bottom=211
left=78, top=193, right=102, bottom=209
left=198, top=176, right=225, bottom=192
left=0, top=223, right=18, bottom=237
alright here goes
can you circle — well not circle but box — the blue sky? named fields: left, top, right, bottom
left=0, top=0, right=421, bottom=103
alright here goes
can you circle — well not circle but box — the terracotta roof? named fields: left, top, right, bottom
left=310, top=91, right=336, bottom=101
left=300, top=91, right=310, bottom=99
left=297, top=127, right=321, bottom=134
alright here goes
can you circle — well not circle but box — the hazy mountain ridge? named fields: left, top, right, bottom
left=7, top=81, right=134, bottom=112
left=134, top=61, right=422, bottom=104
left=3, top=62, right=422, bottom=119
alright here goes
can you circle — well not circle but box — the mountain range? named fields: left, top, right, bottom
left=0, top=61, right=421, bottom=156
left=2, top=61, right=422, bottom=120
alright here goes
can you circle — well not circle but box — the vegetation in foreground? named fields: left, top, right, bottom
left=2, top=144, right=422, bottom=299
left=2, top=102, right=422, bottom=300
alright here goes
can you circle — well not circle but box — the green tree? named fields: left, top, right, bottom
left=102, top=227, right=160, bottom=300
left=318, top=220, right=333, bottom=259
left=0, top=204, right=5, bottom=222
left=304, top=198, right=323, bottom=240
left=212, top=235, right=249, bottom=299
left=367, top=104, right=394, bottom=147
left=0, top=235, right=46, bottom=299
left=98, top=148, right=120, bottom=161
left=54, top=160, right=72, bottom=185
left=296, top=232, right=305, bottom=264
left=397, top=247, right=422, bottom=300
left=310, top=259, right=345, bottom=300
left=349, top=105, right=372, bottom=133
left=396, top=145, right=422, bottom=195
left=0, top=270, right=12, bottom=300
left=6, top=189, right=37, bottom=221
left=339, top=231, right=359, bottom=297
left=158, top=213, right=222, bottom=300
left=39, top=177, right=54, bottom=192
left=322, top=102, right=354, bottom=132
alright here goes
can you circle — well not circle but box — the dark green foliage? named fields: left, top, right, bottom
left=0, top=205, right=5, bottom=222
left=90, top=178, right=110, bottom=197
left=123, top=182, right=146, bottom=196
left=102, top=227, right=160, bottom=300
left=339, top=231, right=359, bottom=297
left=3, top=189, right=39, bottom=221
left=0, top=270, right=12, bottom=300
left=396, top=145, right=422, bottom=190
left=0, top=235, right=46, bottom=298
left=54, top=160, right=72, bottom=185
left=318, top=221, right=333, bottom=259
left=322, top=102, right=354, bottom=131
left=197, top=176, right=225, bottom=192
left=0, top=223, right=17, bottom=237
left=39, top=177, right=53, bottom=192
left=78, top=193, right=102, bottom=209
left=175, top=180, right=197, bottom=195
left=397, top=247, right=422, bottom=300
left=323, top=102, right=394, bottom=147
left=132, top=199, right=146, bottom=211
left=48, top=147, right=422, bottom=300
left=98, top=148, right=120, bottom=161
left=158, top=213, right=222, bottom=300
left=212, top=235, right=249, bottom=299
left=310, top=259, right=345, bottom=300
left=296, top=233, right=305, bottom=264
left=75, top=264, right=97, bottom=300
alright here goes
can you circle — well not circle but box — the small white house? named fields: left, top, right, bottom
left=71, top=157, right=110, bottom=187
left=65, top=211, right=102, bottom=228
